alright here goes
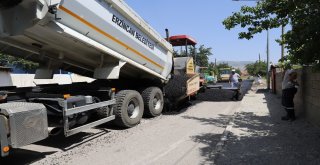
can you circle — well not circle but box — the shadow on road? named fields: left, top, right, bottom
left=180, top=114, right=234, bottom=164
left=213, top=90, right=320, bottom=165
left=190, top=133, right=222, bottom=165
left=175, top=85, right=320, bottom=164
left=0, top=149, right=55, bottom=165
left=182, top=114, right=231, bottom=128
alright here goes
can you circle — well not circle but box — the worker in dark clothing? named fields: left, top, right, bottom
left=281, top=70, right=298, bottom=121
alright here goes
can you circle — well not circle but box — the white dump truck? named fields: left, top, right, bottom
left=0, top=0, right=199, bottom=157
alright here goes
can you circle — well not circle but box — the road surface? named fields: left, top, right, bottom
left=0, top=81, right=252, bottom=165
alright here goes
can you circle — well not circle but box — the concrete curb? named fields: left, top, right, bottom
left=215, top=112, right=237, bottom=152
left=212, top=109, right=239, bottom=164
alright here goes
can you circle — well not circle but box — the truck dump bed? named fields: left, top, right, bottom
left=0, top=0, right=173, bottom=80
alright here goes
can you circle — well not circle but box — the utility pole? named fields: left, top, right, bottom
left=281, top=25, right=285, bottom=59
left=266, top=30, right=270, bottom=90
left=259, top=53, right=261, bottom=63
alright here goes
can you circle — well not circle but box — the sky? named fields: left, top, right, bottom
left=125, top=0, right=283, bottom=64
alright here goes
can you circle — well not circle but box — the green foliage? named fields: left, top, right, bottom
left=173, top=49, right=188, bottom=57
left=0, top=53, right=38, bottom=70
left=195, top=45, right=212, bottom=67
left=245, top=61, right=267, bottom=76
left=216, top=63, right=232, bottom=70
left=223, top=0, right=320, bottom=66
left=174, top=45, right=213, bottom=67
left=0, top=54, right=9, bottom=66
left=206, top=62, right=217, bottom=76
left=172, top=49, right=180, bottom=57
left=235, top=68, right=241, bottom=75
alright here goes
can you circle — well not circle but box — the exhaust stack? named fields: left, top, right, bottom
left=48, top=127, right=62, bottom=136
left=165, top=29, right=170, bottom=42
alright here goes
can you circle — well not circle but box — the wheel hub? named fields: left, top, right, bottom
left=153, top=94, right=162, bottom=110
left=127, top=99, right=139, bottom=119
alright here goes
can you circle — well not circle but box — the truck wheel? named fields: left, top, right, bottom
left=96, top=106, right=112, bottom=118
left=142, top=87, right=164, bottom=117
left=94, top=97, right=112, bottom=118
left=113, top=90, right=144, bottom=128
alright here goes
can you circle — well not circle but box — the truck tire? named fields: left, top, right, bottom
left=142, top=87, right=164, bottom=117
left=94, top=97, right=112, bottom=118
left=96, top=106, right=111, bottom=118
left=113, top=90, right=144, bottom=128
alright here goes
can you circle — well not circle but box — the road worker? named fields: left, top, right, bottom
left=281, top=70, right=298, bottom=121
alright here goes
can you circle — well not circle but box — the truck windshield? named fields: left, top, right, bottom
left=220, top=70, right=231, bottom=74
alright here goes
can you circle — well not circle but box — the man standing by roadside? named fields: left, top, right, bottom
left=281, top=69, right=298, bottom=121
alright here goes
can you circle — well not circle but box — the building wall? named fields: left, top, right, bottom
left=274, top=67, right=320, bottom=126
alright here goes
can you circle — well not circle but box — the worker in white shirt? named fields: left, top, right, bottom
left=229, top=69, right=240, bottom=88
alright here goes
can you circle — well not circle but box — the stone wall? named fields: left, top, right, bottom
left=274, top=67, right=320, bottom=126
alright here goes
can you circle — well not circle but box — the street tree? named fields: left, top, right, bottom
left=195, top=45, right=213, bottom=67
left=207, top=62, right=217, bottom=75
left=245, top=61, right=267, bottom=76
left=174, top=45, right=213, bottom=67
left=216, top=63, right=232, bottom=70
left=223, top=0, right=320, bottom=67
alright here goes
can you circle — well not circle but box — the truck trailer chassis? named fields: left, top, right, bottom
left=0, top=82, right=117, bottom=157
